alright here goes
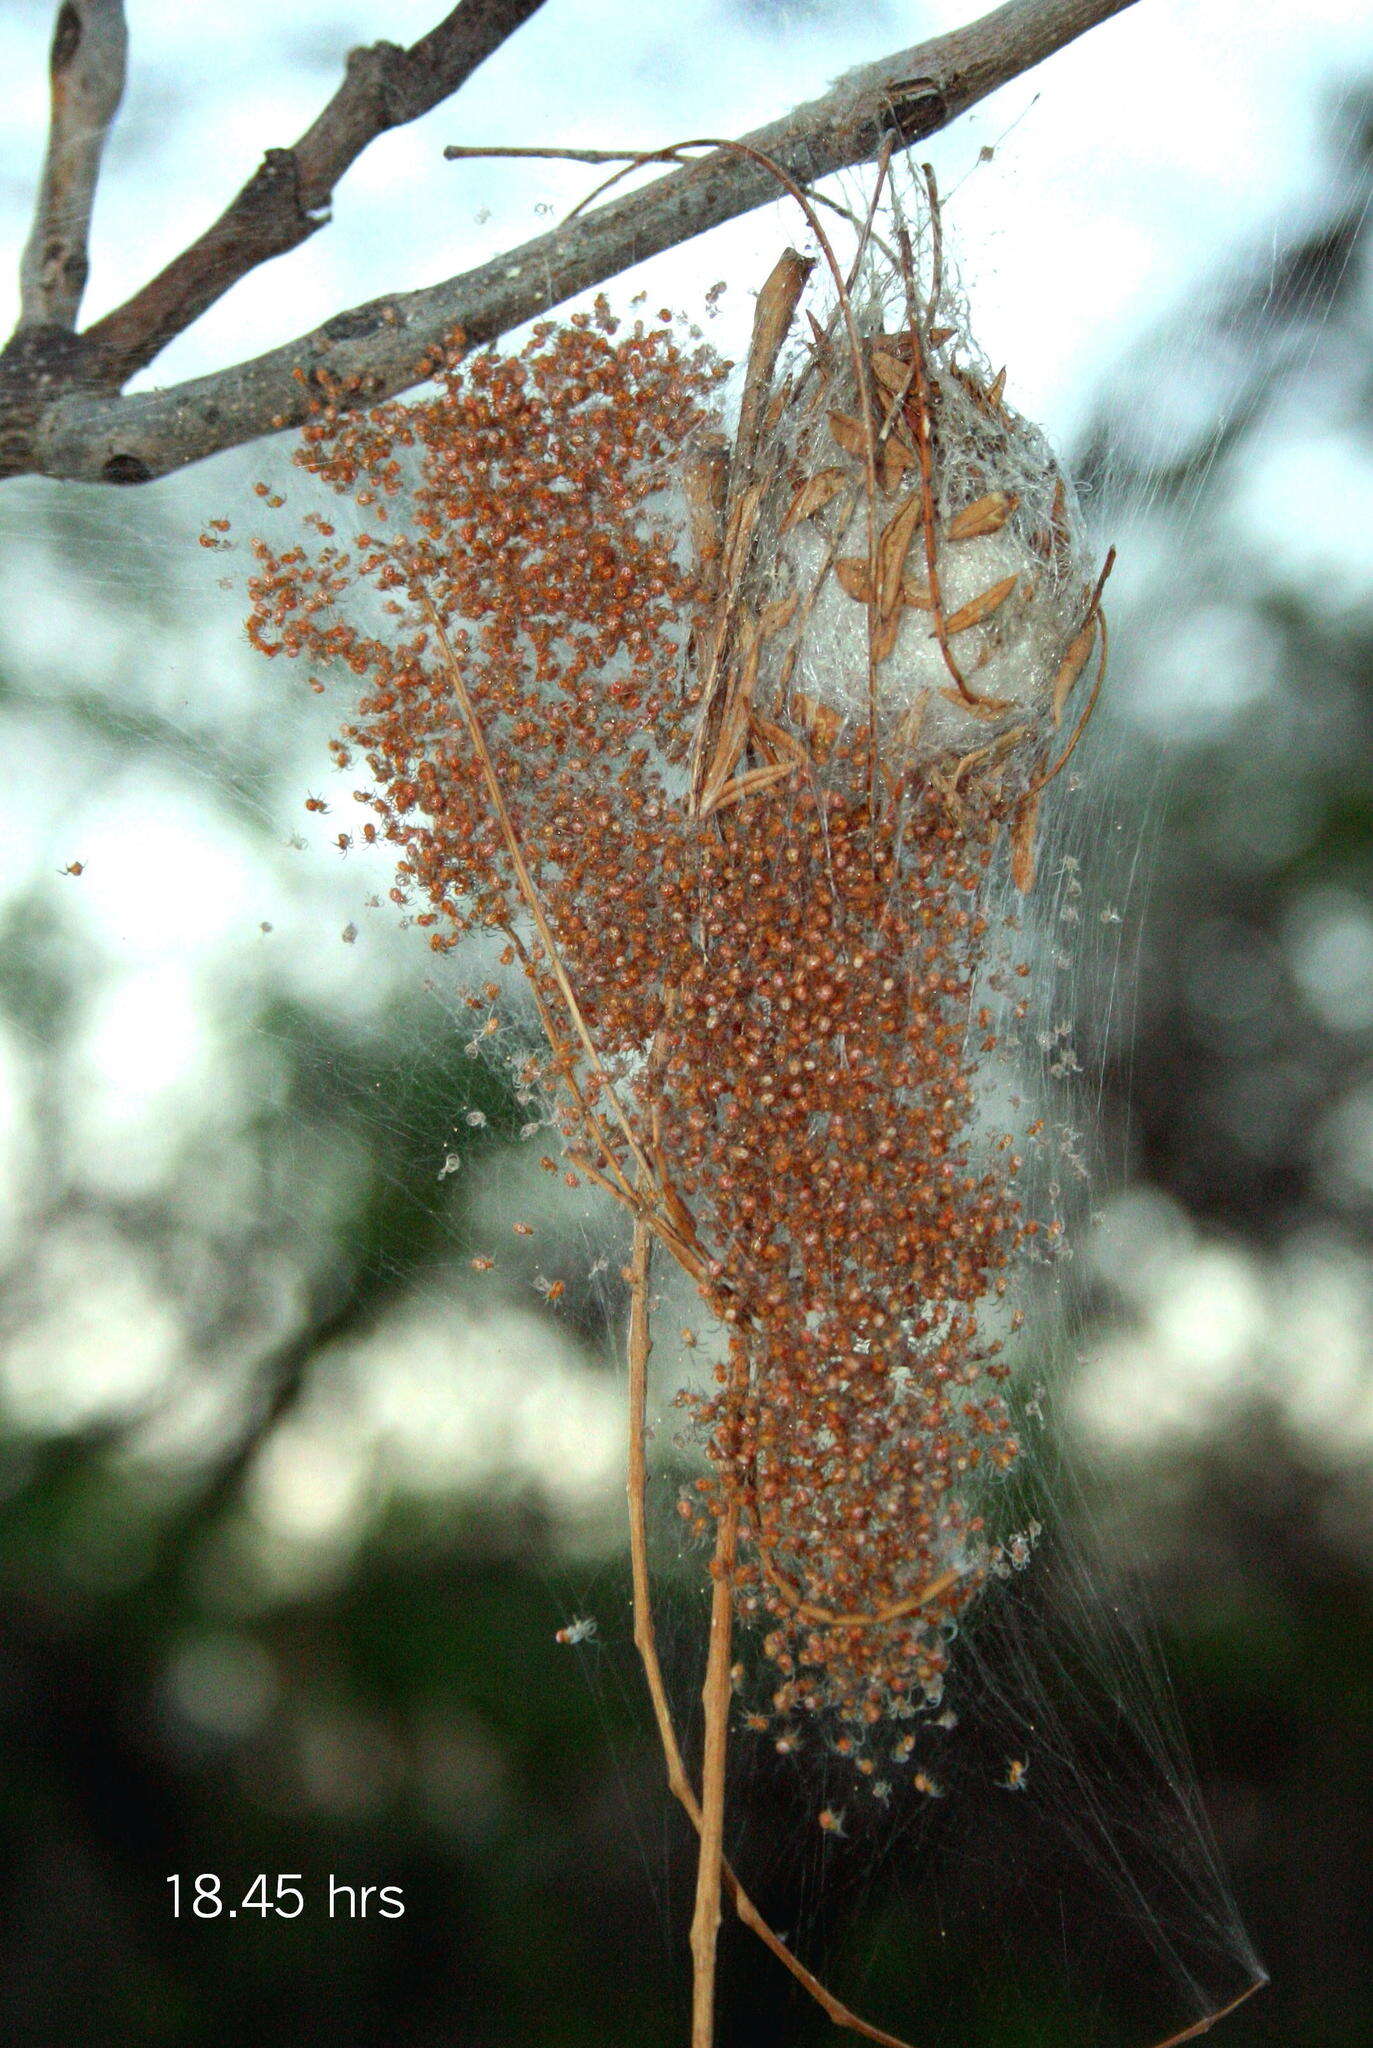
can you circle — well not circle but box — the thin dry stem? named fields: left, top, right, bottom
left=625, top=1210, right=916, bottom=2048
left=1150, top=1981, right=1267, bottom=2048
left=689, top=1492, right=740, bottom=2048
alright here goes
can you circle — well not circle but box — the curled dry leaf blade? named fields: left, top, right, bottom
left=1051, top=614, right=1097, bottom=726
left=780, top=466, right=848, bottom=531
left=749, top=712, right=808, bottom=766
left=947, top=490, right=1018, bottom=541
left=700, top=639, right=762, bottom=809
left=941, top=572, right=1019, bottom=636
left=870, top=347, right=912, bottom=398
left=871, top=608, right=903, bottom=664
left=938, top=682, right=1015, bottom=717
left=893, top=691, right=929, bottom=757
left=879, top=434, right=916, bottom=492
left=684, top=449, right=728, bottom=565
left=878, top=492, right=925, bottom=613
left=828, top=409, right=871, bottom=460
left=834, top=555, right=872, bottom=602
left=721, top=479, right=766, bottom=586
left=758, top=591, right=800, bottom=638
left=1010, top=786, right=1043, bottom=891
left=706, top=758, right=799, bottom=812
left=762, top=379, right=792, bottom=437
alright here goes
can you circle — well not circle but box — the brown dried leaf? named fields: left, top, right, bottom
left=750, top=713, right=808, bottom=766
left=705, top=758, right=799, bottom=813
left=758, top=591, right=800, bottom=638
left=988, top=367, right=1007, bottom=410
left=828, top=410, right=872, bottom=461
left=942, top=574, right=1018, bottom=636
left=700, top=640, right=761, bottom=807
left=878, top=493, right=924, bottom=613
left=833, top=556, right=872, bottom=603
left=682, top=446, right=728, bottom=565
left=762, top=378, right=791, bottom=437
left=901, top=578, right=934, bottom=609
left=880, top=434, right=916, bottom=492
left=1051, top=616, right=1097, bottom=727
left=1010, top=788, right=1042, bottom=892
left=937, top=684, right=1015, bottom=719
left=780, top=467, right=848, bottom=532
left=894, top=692, right=929, bottom=757
left=928, top=325, right=955, bottom=348
left=947, top=491, right=1018, bottom=541
left=948, top=741, right=994, bottom=793
left=732, top=248, right=812, bottom=479
left=870, top=348, right=911, bottom=397
left=720, top=479, right=765, bottom=587
left=871, top=609, right=903, bottom=664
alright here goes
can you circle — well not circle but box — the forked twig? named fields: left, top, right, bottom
left=625, top=1204, right=916, bottom=2048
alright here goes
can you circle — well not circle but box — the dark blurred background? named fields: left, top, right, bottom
left=1, top=5, right=1370, bottom=2045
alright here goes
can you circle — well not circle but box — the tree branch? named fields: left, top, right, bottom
left=1, top=0, right=1138, bottom=487
left=18, top=0, right=128, bottom=331
left=77, top=0, right=552, bottom=387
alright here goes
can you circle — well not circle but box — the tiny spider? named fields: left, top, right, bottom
left=555, top=1616, right=598, bottom=1646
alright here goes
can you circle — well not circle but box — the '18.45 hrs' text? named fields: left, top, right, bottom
left=167, top=1874, right=404, bottom=1918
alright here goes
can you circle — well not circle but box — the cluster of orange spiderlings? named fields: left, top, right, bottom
left=665, top=776, right=1031, bottom=1730
left=244, top=299, right=1036, bottom=1738
left=245, top=304, right=723, bottom=948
